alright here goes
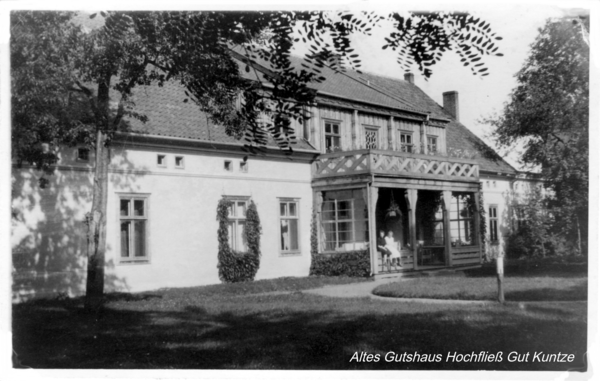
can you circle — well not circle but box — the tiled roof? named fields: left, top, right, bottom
left=235, top=51, right=429, bottom=117
left=124, top=80, right=316, bottom=151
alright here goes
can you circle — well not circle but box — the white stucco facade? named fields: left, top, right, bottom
left=12, top=141, right=315, bottom=300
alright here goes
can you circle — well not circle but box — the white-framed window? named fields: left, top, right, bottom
left=449, top=193, right=475, bottom=247
left=227, top=198, right=249, bottom=252
left=321, top=190, right=368, bottom=252
left=279, top=199, right=300, bottom=254
left=224, top=160, right=232, bottom=172
left=175, top=156, right=184, bottom=169
left=240, top=161, right=248, bottom=173
left=427, top=136, right=438, bottom=153
left=322, top=199, right=354, bottom=251
left=77, top=148, right=90, bottom=162
left=364, top=126, right=379, bottom=149
left=324, top=121, right=341, bottom=153
left=399, top=131, right=414, bottom=153
left=119, top=194, right=149, bottom=262
left=157, top=154, right=166, bottom=167
left=489, top=205, right=498, bottom=243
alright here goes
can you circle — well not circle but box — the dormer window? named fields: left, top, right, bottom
left=399, top=132, right=413, bottom=153
left=324, top=121, right=341, bottom=153
left=427, top=136, right=438, bottom=154
left=364, top=126, right=379, bottom=149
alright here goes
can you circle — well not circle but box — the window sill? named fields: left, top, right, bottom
left=280, top=251, right=301, bottom=257
left=118, top=259, right=150, bottom=265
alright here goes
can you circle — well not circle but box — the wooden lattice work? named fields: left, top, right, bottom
left=313, top=150, right=479, bottom=180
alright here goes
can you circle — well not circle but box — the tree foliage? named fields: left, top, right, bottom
left=11, top=12, right=89, bottom=172
left=486, top=18, right=589, bottom=254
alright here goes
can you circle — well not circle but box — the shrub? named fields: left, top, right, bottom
left=310, top=250, right=371, bottom=277
left=216, top=198, right=262, bottom=283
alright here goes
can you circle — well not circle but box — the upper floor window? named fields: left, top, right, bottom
left=119, top=195, right=149, bottom=262
left=427, top=136, right=438, bottom=154
left=157, top=154, right=166, bottom=167
left=364, top=127, right=379, bottom=149
left=175, top=156, right=184, bottom=169
left=324, top=121, right=341, bottom=153
left=399, top=132, right=414, bottom=153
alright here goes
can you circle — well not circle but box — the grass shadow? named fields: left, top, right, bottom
left=12, top=291, right=587, bottom=371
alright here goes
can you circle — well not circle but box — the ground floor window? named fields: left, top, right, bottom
left=119, top=194, right=149, bottom=262
left=321, top=189, right=367, bottom=251
left=280, top=199, right=300, bottom=254
left=449, top=192, right=476, bottom=246
left=514, top=205, right=527, bottom=230
left=489, top=205, right=498, bottom=243
left=227, top=199, right=248, bottom=252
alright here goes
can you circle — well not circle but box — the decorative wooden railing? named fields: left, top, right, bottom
left=313, top=149, right=479, bottom=181
left=451, top=246, right=482, bottom=266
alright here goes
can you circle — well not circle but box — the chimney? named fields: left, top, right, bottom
left=443, top=91, right=459, bottom=121
left=404, top=72, right=414, bottom=84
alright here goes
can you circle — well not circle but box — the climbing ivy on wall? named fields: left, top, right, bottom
left=309, top=208, right=319, bottom=275
left=478, top=183, right=487, bottom=258
left=216, top=198, right=262, bottom=283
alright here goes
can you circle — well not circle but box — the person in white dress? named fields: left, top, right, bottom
left=385, top=231, right=402, bottom=268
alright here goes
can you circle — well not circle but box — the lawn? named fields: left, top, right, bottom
left=12, top=273, right=587, bottom=371
left=372, top=276, right=587, bottom=301
left=373, top=258, right=588, bottom=301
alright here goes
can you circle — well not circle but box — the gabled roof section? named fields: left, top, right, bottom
left=345, top=70, right=516, bottom=175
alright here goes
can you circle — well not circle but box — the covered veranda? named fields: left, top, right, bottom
left=311, top=149, right=483, bottom=275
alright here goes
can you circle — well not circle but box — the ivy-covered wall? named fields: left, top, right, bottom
left=216, top=198, right=262, bottom=283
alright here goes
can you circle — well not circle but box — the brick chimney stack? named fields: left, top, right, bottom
left=404, top=72, right=414, bottom=84
left=443, top=91, right=459, bottom=121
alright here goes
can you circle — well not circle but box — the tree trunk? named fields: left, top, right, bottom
left=84, top=130, right=110, bottom=310
left=84, top=79, right=111, bottom=311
